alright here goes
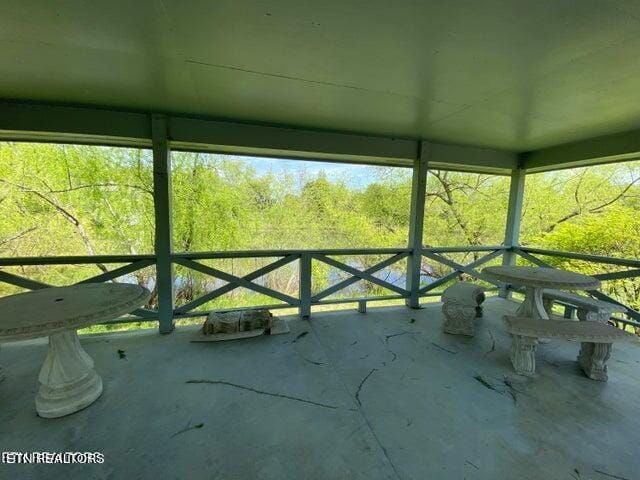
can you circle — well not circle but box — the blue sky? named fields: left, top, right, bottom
left=236, top=155, right=407, bottom=189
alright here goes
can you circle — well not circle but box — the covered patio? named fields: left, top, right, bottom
left=2, top=299, right=639, bottom=480
left=1, top=1, right=640, bottom=479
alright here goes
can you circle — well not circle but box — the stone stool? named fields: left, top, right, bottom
left=441, top=282, right=486, bottom=336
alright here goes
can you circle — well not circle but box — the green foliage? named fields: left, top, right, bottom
left=0, top=143, right=154, bottom=258
left=1, top=142, right=639, bottom=315
left=423, top=171, right=510, bottom=248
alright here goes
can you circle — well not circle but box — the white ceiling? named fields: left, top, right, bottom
left=2, top=0, right=640, bottom=151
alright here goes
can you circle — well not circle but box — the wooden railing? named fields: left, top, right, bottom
left=419, top=245, right=506, bottom=295
left=0, top=254, right=158, bottom=321
left=0, top=245, right=638, bottom=330
left=171, top=248, right=412, bottom=318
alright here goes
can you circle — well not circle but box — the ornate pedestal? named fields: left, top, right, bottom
left=515, top=286, right=549, bottom=320
left=441, top=282, right=485, bottom=337
left=510, top=335, right=538, bottom=376
left=442, top=303, right=477, bottom=336
left=35, top=330, right=103, bottom=418
left=578, top=342, right=611, bottom=382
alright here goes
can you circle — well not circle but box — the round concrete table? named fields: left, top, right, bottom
left=482, top=266, right=600, bottom=320
left=0, top=283, right=150, bottom=418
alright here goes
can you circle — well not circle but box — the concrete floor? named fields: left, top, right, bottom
left=1, top=298, right=639, bottom=480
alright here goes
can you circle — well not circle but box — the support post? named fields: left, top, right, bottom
left=500, top=167, right=526, bottom=298
left=358, top=300, right=367, bottom=314
left=152, top=114, right=175, bottom=333
left=406, top=142, right=429, bottom=308
left=299, top=253, right=312, bottom=318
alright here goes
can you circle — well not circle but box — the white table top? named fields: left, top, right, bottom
left=482, top=266, right=600, bottom=290
left=0, top=283, right=150, bottom=341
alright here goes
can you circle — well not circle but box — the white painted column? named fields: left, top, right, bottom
left=406, top=142, right=430, bottom=308
left=500, top=167, right=526, bottom=298
left=152, top=114, right=175, bottom=333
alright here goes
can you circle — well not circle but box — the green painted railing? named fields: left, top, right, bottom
left=0, top=245, right=638, bottom=330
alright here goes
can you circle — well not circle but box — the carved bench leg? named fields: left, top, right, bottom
left=510, top=335, right=538, bottom=376
left=442, top=303, right=476, bottom=336
left=578, top=342, right=611, bottom=381
left=577, top=308, right=611, bottom=324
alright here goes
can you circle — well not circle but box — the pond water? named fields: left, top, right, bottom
left=124, top=260, right=438, bottom=301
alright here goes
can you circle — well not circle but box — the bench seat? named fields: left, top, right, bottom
left=504, top=315, right=636, bottom=381
left=542, top=289, right=626, bottom=323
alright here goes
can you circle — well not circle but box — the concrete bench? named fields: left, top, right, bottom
left=504, top=315, right=637, bottom=381
left=441, top=282, right=485, bottom=336
left=542, top=289, right=627, bottom=323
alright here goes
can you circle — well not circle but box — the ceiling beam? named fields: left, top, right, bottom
left=0, top=101, right=152, bottom=147
left=522, top=128, right=640, bottom=173
left=0, top=100, right=516, bottom=172
left=168, top=115, right=417, bottom=166
left=428, top=142, right=517, bottom=175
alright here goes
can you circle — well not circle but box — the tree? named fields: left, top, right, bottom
left=1, top=142, right=638, bottom=316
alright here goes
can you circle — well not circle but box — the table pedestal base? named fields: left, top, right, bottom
left=515, top=286, right=551, bottom=343
left=515, top=286, right=549, bottom=320
left=35, top=330, right=103, bottom=418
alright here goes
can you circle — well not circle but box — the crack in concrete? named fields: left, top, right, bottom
left=306, top=322, right=402, bottom=480
left=186, top=379, right=340, bottom=410
left=170, top=421, right=204, bottom=439
left=385, top=331, right=419, bottom=363
left=431, top=342, right=458, bottom=354
left=465, top=459, right=480, bottom=470
left=301, top=356, right=325, bottom=366
left=355, top=369, right=377, bottom=406
left=473, top=375, right=522, bottom=404
left=474, top=374, right=500, bottom=392
left=501, top=377, right=530, bottom=403
left=384, top=331, right=412, bottom=343
left=485, top=329, right=496, bottom=354
left=292, top=331, right=309, bottom=343
left=594, top=469, right=630, bottom=480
